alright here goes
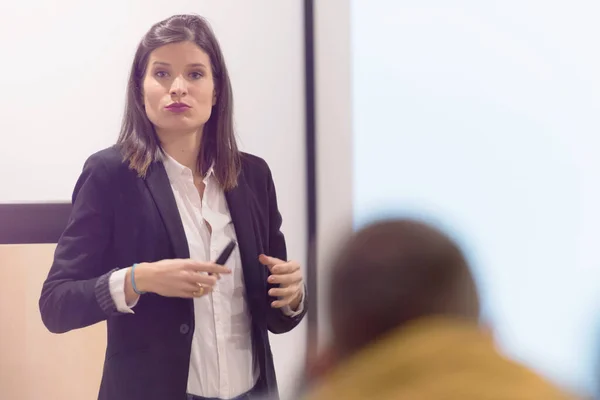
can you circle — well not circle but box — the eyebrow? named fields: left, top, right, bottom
left=152, top=61, right=207, bottom=68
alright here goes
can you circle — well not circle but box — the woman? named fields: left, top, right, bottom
left=39, top=14, right=306, bottom=400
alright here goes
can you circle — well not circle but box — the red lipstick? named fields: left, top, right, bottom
left=165, top=102, right=191, bottom=113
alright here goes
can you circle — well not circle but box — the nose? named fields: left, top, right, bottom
left=170, top=75, right=188, bottom=97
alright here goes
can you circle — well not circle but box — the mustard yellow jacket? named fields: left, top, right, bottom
left=305, top=317, right=572, bottom=400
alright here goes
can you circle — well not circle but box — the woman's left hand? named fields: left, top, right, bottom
left=259, top=254, right=303, bottom=310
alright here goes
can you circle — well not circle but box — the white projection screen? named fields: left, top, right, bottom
left=316, top=0, right=600, bottom=397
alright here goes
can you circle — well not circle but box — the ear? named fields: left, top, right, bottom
left=212, top=90, right=217, bottom=106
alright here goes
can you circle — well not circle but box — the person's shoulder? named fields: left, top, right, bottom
left=85, top=145, right=127, bottom=170
left=85, top=145, right=123, bottom=166
left=83, top=145, right=128, bottom=173
left=240, top=152, right=272, bottom=177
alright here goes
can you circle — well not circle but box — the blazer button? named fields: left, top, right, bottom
left=179, top=323, right=190, bottom=334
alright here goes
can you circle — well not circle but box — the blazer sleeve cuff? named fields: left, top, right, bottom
left=94, top=268, right=120, bottom=316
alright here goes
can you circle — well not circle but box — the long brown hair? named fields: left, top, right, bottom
left=117, top=14, right=240, bottom=190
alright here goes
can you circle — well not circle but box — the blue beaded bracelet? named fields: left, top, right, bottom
left=131, top=263, right=146, bottom=295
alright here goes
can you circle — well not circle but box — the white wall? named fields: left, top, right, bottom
left=0, top=1, right=306, bottom=398
left=314, top=0, right=354, bottom=347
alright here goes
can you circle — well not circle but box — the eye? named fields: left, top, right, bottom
left=189, top=71, right=203, bottom=80
left=154, top=70, right=169, bottom=78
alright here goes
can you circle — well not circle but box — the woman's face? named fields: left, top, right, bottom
left=142, top=41, right=216, bottom=138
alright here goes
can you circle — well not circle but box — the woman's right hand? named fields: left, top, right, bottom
left=125, top=259, right=231, bottom=301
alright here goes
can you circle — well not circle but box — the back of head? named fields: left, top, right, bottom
left=329, top=218, right=480, bottom=359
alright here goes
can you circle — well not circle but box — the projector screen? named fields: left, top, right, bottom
left=0, top=1, right=306, bottom=206
left=348, top=0, right=600, bottom=395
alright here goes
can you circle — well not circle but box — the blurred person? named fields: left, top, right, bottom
left=38, top=14, right=306, bottom=400
left=303, top=218, right=570, bottom=400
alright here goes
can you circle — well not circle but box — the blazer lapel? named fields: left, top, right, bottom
left=225, top=175, right=265, bottom=308
left=144, top=161, right=190, bottom=259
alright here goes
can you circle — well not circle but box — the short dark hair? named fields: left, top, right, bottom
left=329, top=218, right=480, bottom=358
left=117, top=14, right=240, bottom=190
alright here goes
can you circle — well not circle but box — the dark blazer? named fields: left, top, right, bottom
left=39, top=146, right=306, bottom=400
